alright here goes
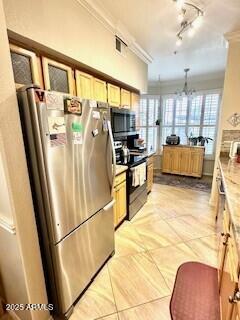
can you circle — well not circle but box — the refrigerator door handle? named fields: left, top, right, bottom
left=103, top=199, right=115, bottom=211
left=107, top=120, right=116, bottom=196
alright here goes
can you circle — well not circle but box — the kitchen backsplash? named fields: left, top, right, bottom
left=221, top=130, right=240, bottom=152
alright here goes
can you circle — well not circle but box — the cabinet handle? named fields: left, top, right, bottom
left=229, top=291, right=240, bottom=304
left=222, top=232, right=230, bottom=245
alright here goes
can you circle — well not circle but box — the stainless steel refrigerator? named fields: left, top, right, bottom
left=18, top=86, right=115, bottom=318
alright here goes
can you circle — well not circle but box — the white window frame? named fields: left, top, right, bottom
left=140, top=90, right=221, bottom=160
left=138, top=95, right=161, bottom=154
left=160, top=89, right=222, bottom=160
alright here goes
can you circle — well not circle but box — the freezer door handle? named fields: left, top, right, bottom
left=103, top=199, right=115, bottom=211
left=107, top=120, right=116, bottom=196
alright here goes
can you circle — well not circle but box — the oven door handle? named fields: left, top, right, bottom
left=107, top=120, right=116, bottom=196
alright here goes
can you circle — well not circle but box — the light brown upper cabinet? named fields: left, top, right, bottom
left=42, top=57, right=75, bottom=95
left=10, top=44, right=42, bottom=88
left=93, top=78, right=107, bottom=102
left=107, top=83, right=120, bottom=107
left=121, top=88, right=131, bottom=108
left=131, top=92, right=140, bottom=110
left=75, top=70, right=93, bottom=99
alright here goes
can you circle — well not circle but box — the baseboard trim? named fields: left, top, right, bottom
left=153, top=168, right=213, bottom=177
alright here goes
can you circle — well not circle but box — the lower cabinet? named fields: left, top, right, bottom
left=162, top=145, right=204, bottom=178
left=113, top=172, right=127, bottom=228
left=219, top=206, right=240, bottom=320
left=147, top=156, right=154, bottom=193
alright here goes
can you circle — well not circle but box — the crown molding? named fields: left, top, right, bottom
left=75, top=0, right=153, bottom=64
left=225, top=30, right=240, bottom=43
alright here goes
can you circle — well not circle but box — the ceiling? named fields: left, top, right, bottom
left=99, top=0, right=240, bottom=82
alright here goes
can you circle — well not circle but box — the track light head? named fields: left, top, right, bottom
left=176, top=36, right=183, bottom=46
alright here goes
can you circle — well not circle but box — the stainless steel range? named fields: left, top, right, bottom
left=114, top=141, right=147, bottom=220
left=18, top=86, right=115, bottom=319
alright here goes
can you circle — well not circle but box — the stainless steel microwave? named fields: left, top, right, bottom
left=111, top=108, right=137, bottom=137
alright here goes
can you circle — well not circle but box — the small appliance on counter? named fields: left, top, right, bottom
left=127, top=134, right=146, bottom=153
left=229, top=141, right=240, bottom=158
left=166, top=134, right=180, bottom=145
left=114, top=141, right=123, bottom=163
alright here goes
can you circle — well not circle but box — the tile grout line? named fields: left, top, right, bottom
left=112, top=295, right=172, bottom=316
left=145, top=250, right=172, bottom=294
left=106, top=261, right=119, bottom=316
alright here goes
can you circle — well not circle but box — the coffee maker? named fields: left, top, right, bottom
left=127, top=134, right=145, bottom=153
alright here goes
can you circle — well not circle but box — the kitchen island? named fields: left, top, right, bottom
left=162, top=145, right=205, bottom=177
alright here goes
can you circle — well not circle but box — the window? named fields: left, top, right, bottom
left=161, top=92, right=220, bottom=156
left=137, top=96, right=160, bottom=153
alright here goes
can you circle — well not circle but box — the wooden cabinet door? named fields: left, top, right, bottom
left=10, top=44, right=42, bottom=88
left=179, top=149, right=190, bottom=175
left=107, top=83, right=120, bottom=107
left=93, top=78, right=107, bottom=102
left=147, top=163, right=154, bottom=193
left=162, top=148, right=172, bottom=173
left=190, top=150, right=204, bottom=177
left=171, top=149, right=181, bottom=174
left=131, top=92, right=140, bottom=111
left=75, top=70, right=93, bottom=99
left=113, top=179, right=127, bottom=228
left=113, top=187, right=118, bottom=228
left=117, top=181, right=127, bottom=223
left=231, top=304, right=240, bottom=320
left=42, top=57, right=75, bottom=94
left=220, top=226, right=239, bottom=320
left=121, top=89, right=131, bottom=108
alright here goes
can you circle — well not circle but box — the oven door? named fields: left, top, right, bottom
left=111, top=108, right=136, bottom=137
left=128, top=160, right=147, bottom=195
left=128, top=160, right=147, bottom=220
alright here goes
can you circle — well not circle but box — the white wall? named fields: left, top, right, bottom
left=211, top=35, right=240, bottom=204
left=0, top=0, right=49, bottom=319
left=3, top=0, right=148, bottom=93
left=148, top=72, right=225, bottom=95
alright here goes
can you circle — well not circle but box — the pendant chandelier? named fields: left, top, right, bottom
left=176, top=68, right=195, bottom=98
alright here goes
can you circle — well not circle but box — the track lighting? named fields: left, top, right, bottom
left=188, top=25, right=195, bottom=38
left=176, top=36, right=183, bottom=46
left=178, top=9, right=186, bottom=22
left=175, top=0, right=185, bottom=9
left=192, top=12, right=203, bottom=29
left=173, top=0, right=204, bottom=45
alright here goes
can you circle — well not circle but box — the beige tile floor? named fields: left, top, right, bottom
left=70, top=183, right=219, bottom=320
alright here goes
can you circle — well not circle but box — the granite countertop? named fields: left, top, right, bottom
left=146, top=151, right=156, bottom=157
left=129, top=150, right=156, bottom=157
left=115, top=165, right=128, bottom=176
left=219, top=157, right=240, bottom=256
